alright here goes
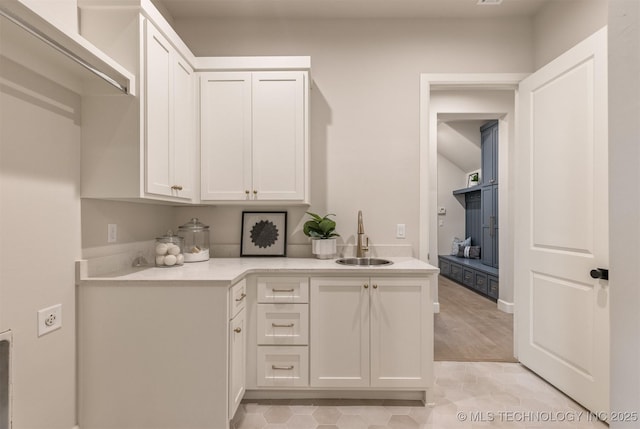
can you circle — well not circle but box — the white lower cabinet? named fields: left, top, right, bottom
left=310, top=277, right=431, bottom=389
left=257, top=304, right=309, bottom=345
left=256, top=277, right=310, bottom=388
left=229, top=281, right=247, bottom=419
left=257, top=346, right=309, bottom=387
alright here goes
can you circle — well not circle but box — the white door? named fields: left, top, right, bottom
left=171, top=56, right=195, bottom=200
left=515, top=27, right=608, bottom=414
left=229, top=308, right=245, bottom=419
left=144, top=22, right=171, bottom=197
left=200, top=72, right=252, bottom=201
left=370, top=278, right=431, bottom=388
left=252, top=72, right=305, bottom=201
left=310, top=277, right=369, bottom=388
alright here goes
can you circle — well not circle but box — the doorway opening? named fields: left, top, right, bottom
left=435, top=115, right=513, bottom=362
left=418, top=73, right=527, bottom=362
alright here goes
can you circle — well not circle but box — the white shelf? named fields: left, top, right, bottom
left=0, top=0, right=135, bottom=95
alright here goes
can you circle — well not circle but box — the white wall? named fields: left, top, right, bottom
left=437, top=120, right=482, bottom=174
left=436, top=154, right=466, bottom=255
left=608, top=0, right=640, bottom=426
left=171, top=17, right=533, bottom=256
left=17, top=0, right=78, bottom=34
left=533, top=0, right=608, bottom=69
left=81, top=200, right=174, bottom=249
left=0, top=52, right=79, bottom=428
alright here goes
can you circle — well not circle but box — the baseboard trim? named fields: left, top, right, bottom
left=433, top=301, right=440, bottom=314
left=244, top=389, right=426, bottom=402
left=497, top=299, right=514, bottom=313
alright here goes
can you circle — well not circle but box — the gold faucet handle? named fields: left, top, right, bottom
left=363, top=236, right=369, bottom=252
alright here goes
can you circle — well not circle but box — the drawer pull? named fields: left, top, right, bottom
left=234, top=327, right=242, bottom=333
left=373, top=284, right=378, bottom=289
left=272, top=288, right=295, bottom=293
left=235, top=293, right=246, bottom=302
left=272, top=323, right=294, bottom=328
left=272, top=365, right=294, bottom=370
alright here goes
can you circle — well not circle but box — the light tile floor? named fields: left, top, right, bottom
left=232, top=362, right=609, bottom=429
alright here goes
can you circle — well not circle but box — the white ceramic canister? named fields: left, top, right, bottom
left=155, top=231, right=184, bottom=267
left=178, top=218, right=210, bottom=262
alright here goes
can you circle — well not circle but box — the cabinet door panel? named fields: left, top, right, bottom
left=171, top=56, right=195, bottom=199
left=310, top=278, right=369, bottom=387
left=370, top=278, right=430, bottom=388
left=252, top=72, right=305, bottom=201
left=145, top=23, right=171, bottom=197
left=229, top=308, right=246, bottom=419
left=201, top=72, right=252, bottom=200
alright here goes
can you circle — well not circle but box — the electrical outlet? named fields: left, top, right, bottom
left=396, top=224, right=406, bottom=239
left=108, top=224, right=117, bottom=243
left=38, top=304, right=62, bottom=337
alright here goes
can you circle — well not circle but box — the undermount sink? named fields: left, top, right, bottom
left=335, top=257, right=393, bottom=266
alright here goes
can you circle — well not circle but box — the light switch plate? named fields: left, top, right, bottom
left=396, top=224, right=406, bottom=239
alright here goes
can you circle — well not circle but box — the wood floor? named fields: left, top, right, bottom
left=434, top=275, right=517, bottom=362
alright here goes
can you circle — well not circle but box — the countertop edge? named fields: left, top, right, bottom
left=77, top=257, right=440, bottom=286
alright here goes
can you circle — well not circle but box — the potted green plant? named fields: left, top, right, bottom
left=469, top=172, right=479, bottom=187
left=303, top=212, right=340, bottom=259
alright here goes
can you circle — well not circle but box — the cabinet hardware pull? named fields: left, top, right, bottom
left=364, top=284, right=369, bottom=289
left=253, top=190, right=258, bottom=194
left=235, top=293, right=246, bottom=302
left=234, top=327, right=242, bottom=333
left=171, top=185, right=183, bottom=191
left=373, top=284, right=378, bottom=289
left=272, top=323, right=294, bottom=328
left=245, top=190, right=250, bottom=195
left=272, top=288, right=295, bottom=293
left=272, top=365, right=294, bottom=370
left=489, top=216, right=496, bottom=237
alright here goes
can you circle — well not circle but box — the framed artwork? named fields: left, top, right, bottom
left=241, top=211, right=287, bottom=256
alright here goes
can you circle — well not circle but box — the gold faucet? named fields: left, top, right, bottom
left=356, top=210, right=369, bottom=258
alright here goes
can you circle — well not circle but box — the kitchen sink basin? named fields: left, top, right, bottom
left=335, top=257, right=393, bottom=266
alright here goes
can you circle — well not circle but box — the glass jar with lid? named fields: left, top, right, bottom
left=178, top=218, right=210, bottom=262
left=155, top=231, right=184, bottom=267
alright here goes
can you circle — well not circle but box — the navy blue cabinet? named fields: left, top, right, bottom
left=445, top=120, right=499, bottom=300
left=481, top=120, right=498, bottom=186
left=481, top=121, right=499, bottom=269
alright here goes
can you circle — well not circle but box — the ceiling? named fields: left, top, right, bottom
left=152, top=0, right=549, bottom=20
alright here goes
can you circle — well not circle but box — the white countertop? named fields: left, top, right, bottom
left=78, top=257, right=439, bottom=285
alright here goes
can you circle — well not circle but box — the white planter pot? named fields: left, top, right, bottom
left=311, top=238, right=337, bottom=259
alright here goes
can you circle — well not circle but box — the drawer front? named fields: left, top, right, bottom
left=229, top=279, right=247, bottom=319
left=488, top=276, right=499, bottom=299
left=474, top=272, right=488, bottom=294
left=439, top=259, right=451, bottom=277
left=257, top=304, right=309, bottom=345
left=450, top=263, right=463, bottom=283
left=257, top=277, right=309, bottom=303
left=462, top=268, right=474, bottom=287
left=257, top=346, right=309, bottom=387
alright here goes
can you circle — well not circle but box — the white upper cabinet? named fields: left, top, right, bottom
left=78, top=1, right=309, bottom=205
left=79, top=2, right=197, bottom=203
left=144, top=22, right=195, bottom=200
left=201, top=70, right=309, bottom=203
